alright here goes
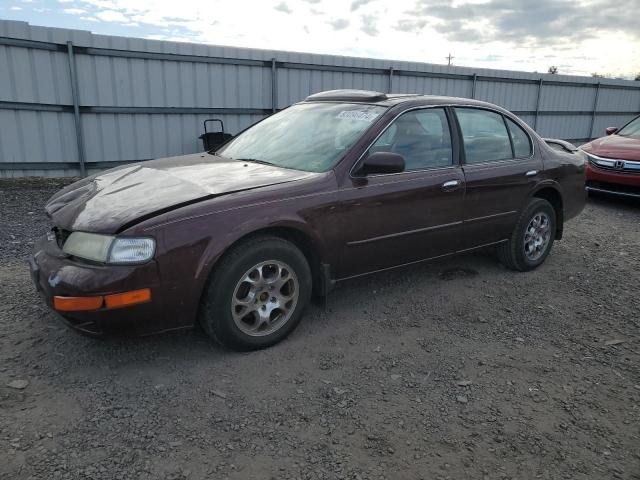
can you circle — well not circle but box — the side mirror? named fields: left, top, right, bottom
left=605, top=127, right=618, bottom=135
left=357, top=152, right=405, bottom=176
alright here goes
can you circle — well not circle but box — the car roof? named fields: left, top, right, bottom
left=303, top=89, right=500, bottom=110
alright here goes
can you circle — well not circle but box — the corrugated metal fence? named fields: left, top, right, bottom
left=1, top=19, right=639, bottom=177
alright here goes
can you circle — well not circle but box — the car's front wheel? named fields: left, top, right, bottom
left=199, top=235, right=312, bottom=350
left=497, top=198, right=556, bottom=271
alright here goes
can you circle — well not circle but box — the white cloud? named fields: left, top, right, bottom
left=64, top=8, right=87, bottom=14
left=274, top=1, right=291, bottom=13
left=44, top=0, right=640, bottom=78
left=11, top=6, right=23, bottom=10
left=94, top=9, right=130, bottom=22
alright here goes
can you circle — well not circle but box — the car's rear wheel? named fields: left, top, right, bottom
left=199, top=235, right=312, bottom=350
left=497, top=198, right=556, bottom=271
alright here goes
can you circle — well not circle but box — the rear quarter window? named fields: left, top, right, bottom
left=455, top=108, right=512, bottom=164
left=505, top=117, right=532, bottom=157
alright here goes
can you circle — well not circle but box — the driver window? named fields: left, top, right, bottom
left=369, top=108, right=453, bottom=171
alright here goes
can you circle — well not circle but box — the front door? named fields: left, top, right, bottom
left=453, top=107, right=543, bottom=249
left=335, top=107, right=466, bottom=279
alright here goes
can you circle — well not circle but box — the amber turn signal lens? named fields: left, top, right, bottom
left=104, top=288, right=151, bottom=309
left=53, top=295, right=103, bottom=312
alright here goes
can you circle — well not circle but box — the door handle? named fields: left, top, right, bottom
left=525, top=170, right=538, bottom=177
left=442, top=179, right=461, bottom=191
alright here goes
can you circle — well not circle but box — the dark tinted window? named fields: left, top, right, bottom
left=505, top=117, right=532, bottom=157
left=456, top=108, right=512, bottom=164
left=369, top=108, right=452, bottom=171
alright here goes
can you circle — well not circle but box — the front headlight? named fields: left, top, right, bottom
left=109, top=237, right=156, bottom=264
left=62, top=232, right=155, bottom=264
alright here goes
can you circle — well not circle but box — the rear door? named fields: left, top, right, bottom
left=453, top=107, right=543, bottom=249
left=335, top=107, right=466, bottom=278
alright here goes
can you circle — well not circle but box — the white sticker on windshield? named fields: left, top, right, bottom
left=336, top=110, right=378, bottom=122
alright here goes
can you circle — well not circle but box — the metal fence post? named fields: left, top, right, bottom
left=66, top=41, right=86, bottom=177
left=271, top=58, right=277, bottom=113
left=533, top=78, right=543, bottom=131
left=388, top=67, right=394, bottom=93
left=588, top=82, right=601, bottom=140
left=471, top=73, right=477, bottom=99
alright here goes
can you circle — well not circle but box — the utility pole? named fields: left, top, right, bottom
left=446, top=53, right=454, bottom=66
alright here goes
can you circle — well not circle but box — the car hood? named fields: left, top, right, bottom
left=45, top=154, right=317, bottom=233
left=583, top=134, right=640, bottom=161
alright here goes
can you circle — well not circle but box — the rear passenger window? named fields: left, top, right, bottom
left=505, top=117, right=532, bottom=157
left=369, top=108, right=452, bottom=171
left=455, top=108, right=512, bottom=164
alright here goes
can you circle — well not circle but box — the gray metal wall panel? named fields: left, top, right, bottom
left=474, top=81, right=538, bottom=111
left=0, top=46, right=72, bottom=104
left=80, top=112, right=265, bottom=163
left=537, top=115, right=593, bottom=140
left=0, top=110, right=78, bottom=164
left=0, top=19, right=638, bottom=177
left=539, top=84, right=596, bottom=111
left=597, top=88, right=640, bottom=112
left=394, top=76, right=471, bottom=98
left=277, top=69, right=388, bottom=109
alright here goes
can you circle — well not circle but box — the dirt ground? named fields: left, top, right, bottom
left=1, top=178, right=639, bottom=480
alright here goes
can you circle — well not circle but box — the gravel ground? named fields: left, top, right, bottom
left=1, top=178, right=639, bottom=480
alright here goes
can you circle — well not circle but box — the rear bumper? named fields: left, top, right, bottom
left=30, top=233, right=190, bottom=336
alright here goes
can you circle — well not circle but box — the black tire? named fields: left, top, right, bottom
left=199, top=235, right=312, bottom=351
left=497, top=198, right=556, bottom=272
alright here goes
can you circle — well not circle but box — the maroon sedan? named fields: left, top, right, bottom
left=30, top=90, right=586, bottom=350
left=582, top=114, right=640, bottom=198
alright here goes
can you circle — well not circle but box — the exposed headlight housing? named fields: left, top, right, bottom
left=62, top=232, right=155, bottom=264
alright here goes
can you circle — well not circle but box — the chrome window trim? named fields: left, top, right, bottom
left=357, top=164, right=459, bottom=179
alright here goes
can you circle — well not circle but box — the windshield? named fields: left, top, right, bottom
left=216, top=102, right=387, bottom=172
left=617, top=116, right=640, bottom=138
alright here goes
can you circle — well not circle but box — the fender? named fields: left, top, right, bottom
left=528, top=180, right=565, bottom=239
left=530, top=178, right=563, bottom=197
left=193, top=213, right=331, bottom=290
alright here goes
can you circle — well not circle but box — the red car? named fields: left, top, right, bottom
left=581, top=115, right=640, bottom=198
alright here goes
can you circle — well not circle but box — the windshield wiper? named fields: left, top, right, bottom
left=234, top=157, right=277, bottom=166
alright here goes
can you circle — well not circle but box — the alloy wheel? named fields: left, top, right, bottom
left=231, top=260, right=299, bottom=336
left=523, top=211, right=551, bottom=261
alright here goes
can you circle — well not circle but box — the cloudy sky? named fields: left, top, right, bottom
left=3, top=0, right=639, bottom=78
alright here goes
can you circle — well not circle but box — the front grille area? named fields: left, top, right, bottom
left=588, top=155, right=640, bottom=175
left=52, top=227, right=71, bottom=249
